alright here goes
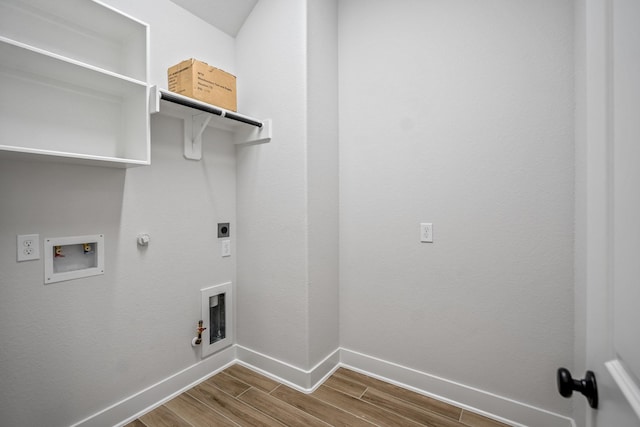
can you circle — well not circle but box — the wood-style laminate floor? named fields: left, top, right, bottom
left=126, top=365, right=513, bottom=427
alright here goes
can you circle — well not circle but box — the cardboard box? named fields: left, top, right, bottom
left=168, top=58, right=237, bottom=111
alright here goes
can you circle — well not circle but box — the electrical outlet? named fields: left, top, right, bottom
left=17, top=234, right=40, bottom=261
left=217, top=223, right=230, bottom=238
left=420, top=223, right=433, bottom=243
left=221, top=239, right=231, bottom=257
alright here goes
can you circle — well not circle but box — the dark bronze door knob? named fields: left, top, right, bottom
left=557, top=367, right=598, bottom=409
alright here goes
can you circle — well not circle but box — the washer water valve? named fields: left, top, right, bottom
left=192, top=320, right=206, bottom=347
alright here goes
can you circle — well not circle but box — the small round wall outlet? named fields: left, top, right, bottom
left=217, top=223, right=230, bottom=238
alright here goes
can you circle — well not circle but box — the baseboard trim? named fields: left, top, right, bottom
left=236, top=344, right=340, bottom=392
left=72, top=345, right=575, bottom=427
left=71, top=345, right=236, bottom=427
left=339, top=348, right=576, bottom=427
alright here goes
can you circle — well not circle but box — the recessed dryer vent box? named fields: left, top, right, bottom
left=44, top=234, right=104, bottom=284
left=200, top=282, right=233, bottom=358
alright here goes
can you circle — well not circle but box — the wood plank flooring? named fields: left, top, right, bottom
left=126, top=365, right=513, bottom=427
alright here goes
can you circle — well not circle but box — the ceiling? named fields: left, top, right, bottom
left=169, top=0, right=258, bottom=37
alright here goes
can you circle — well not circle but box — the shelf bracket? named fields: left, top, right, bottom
left=185, top=116, right=271, bottom=158
left=149, top=86, right=272, bottom=159
left=149, top=85, right=161, bottom=114
left=234, top=119, right=272, bottom=146
left=184, top=113, right=213, bottom=160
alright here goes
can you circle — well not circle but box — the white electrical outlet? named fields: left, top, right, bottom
left=221, top=239, right=231, bottom=257
left=17, top=234, right=40, bottom=261
left=420, top=223, right=433, bottom=243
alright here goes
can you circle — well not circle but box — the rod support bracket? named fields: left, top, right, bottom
left=184, top=113, right=213, bottom=160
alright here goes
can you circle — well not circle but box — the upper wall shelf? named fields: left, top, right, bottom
left=0, top=0, right=150, bottom=167
left=149, top=85, right=272, bottom=160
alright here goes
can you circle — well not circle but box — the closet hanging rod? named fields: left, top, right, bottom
left=159, top=90, right=263, bottom=128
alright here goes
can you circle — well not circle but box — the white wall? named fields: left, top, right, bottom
left=0, top=2, right=238, bottom=426
left=338, top=0, right=575, bottom=416
left=1, top=0, right=578, bottom=424
left=307, top=0, right=340, bottom=369
left=235, top=0, right=340, bottom=374
left=235, top=0, right=311, bottom=369
left=573, top=0, right=587, bottom=424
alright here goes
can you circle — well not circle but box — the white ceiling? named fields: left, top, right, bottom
left=169, top=0, right=258, bottom=37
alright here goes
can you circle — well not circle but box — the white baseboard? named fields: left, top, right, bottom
left=236, top=344, right=340, bottom=392
left=71, top=345, right=236, bottom=427
left=72, top=345, right=576, bottom=427
left=339, top=348, right=576, bottom=427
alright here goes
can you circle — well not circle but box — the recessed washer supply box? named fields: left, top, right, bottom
left=168, top=58, right=237, bottom=111
left=44, top=234, right=104, bottom=284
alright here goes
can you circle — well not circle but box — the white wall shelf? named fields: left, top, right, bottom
left=149, top=85, right=272, bottom=160
left=0, top=0, right=150, bottom=168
